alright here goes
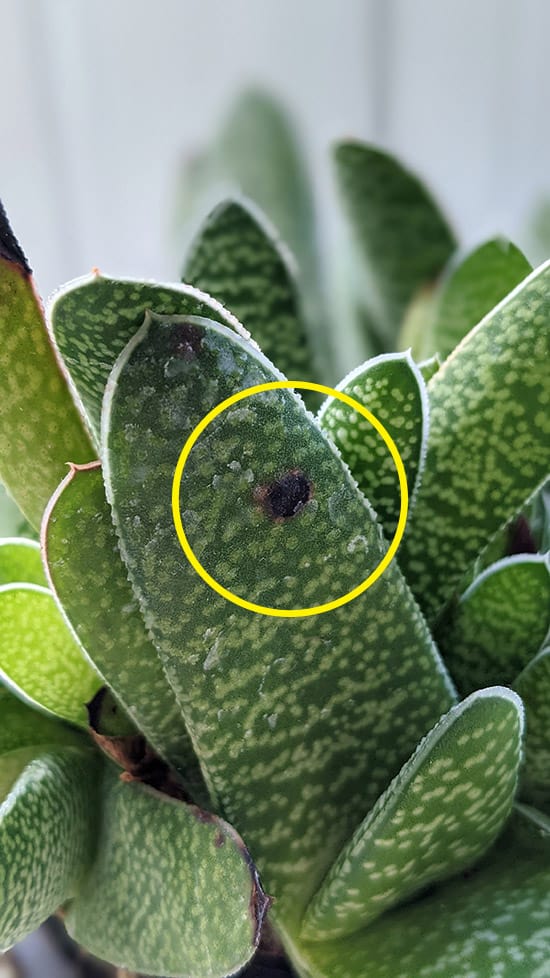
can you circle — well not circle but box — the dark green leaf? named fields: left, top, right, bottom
left=514, top=648, right=550, bottom=812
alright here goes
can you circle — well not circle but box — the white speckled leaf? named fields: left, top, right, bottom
left=514, top=648, right=550, bottom=813
left=43, top=461, right=209, bottom=802
left=48, top=274, right=242, bottom=444
left=301, top=687, right=523, bottom=941
left=400, top=262, right=550, bottom=621
left=184, top=199, right=321, bottom=400
left=0, top=744, right=99, bottom=949
left=318, top=352, right=428, bottom=537
left=293, top=808, right=550, bottom=978
left=0, top=584, right=101, bottom=726
left=334, top=143, right=456, bottom=340
left=102, top=312, right=455, bottom=924
left=66, top=762, right=268, bottom=978
left=427, top=238, right=532, bottom=362
left=436, top=554, right=550, bottom=694
left=0, top=539, right=46, bottom=587
left=0, top=207, right=94, bottom=529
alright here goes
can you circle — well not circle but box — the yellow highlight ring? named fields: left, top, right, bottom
left=171, top=380, right=408, bottom=618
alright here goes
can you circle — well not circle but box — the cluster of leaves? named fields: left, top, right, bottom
left=0, top=91, right=549, bottom=978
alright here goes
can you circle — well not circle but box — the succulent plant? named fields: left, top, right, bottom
left=0, top=92, right=549, bottom=978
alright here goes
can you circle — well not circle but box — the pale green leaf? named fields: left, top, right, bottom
left=102, top=311, right=454, bottom=924
left=334, top=143, right=456, bottom=340
left=301, top=687, right=523, bottom=941
left=401, top=262, right=550, bottom=621
left=436, top=554, right=550, bottom=694
left=417, top=354, right=441, bottom=383
left=0, top=204, right=94, bottom=529
left=318, top=351, right=427, bottom=538
left=514, top=648, right=550, bottom=812
left=184, top=199, right=321, bottom=398
left=43, top=461, right=209, bottom=803
left=292, top=808, right=550, bottom=978
left=66, top=762, right=268, bottom=978
left=48, top=274, right=242, bottom=443
left=0, top=539, right=46, bottom=587
left=427, top=238, right=532, bottom=361
left=0, top=584, right=100, bottom=725
left=0, top=684, right=84, bottom=755
left=0, top=745, right=99, bottom=949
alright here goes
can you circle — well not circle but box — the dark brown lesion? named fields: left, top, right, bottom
left=254, top=469, right=313, bottom=522
left=0, top=199, right=32, bottom=275
left=168, top=321, right=205, bottom=360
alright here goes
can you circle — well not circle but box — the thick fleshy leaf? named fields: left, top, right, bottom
left=66, top=762, right=268, bottom=978
left=426, top=238, right=532, bottom=361
left=102, top=312, right=455, bottom=923
left=0, top=684, right=84, bottom=756
left=514, top=648, right=550, bottom=811
left=0, top=745, right=99, bottom=949
left=293, top=810, right=550, bottom=978
left=43, top=461, right=209, bottom=803
left=417, top=354, right=441, bottom=383
left=0, top=584, right=100, bottom=725
left=436, top=554, right=550, bottom=694
left=0, top=203, right=94, bottom=528
left=333, top=143, right=456, bottom=340
left=184, top=199, right=320, bottom=397
left=48, top=274, right=242, bottom=443
left=318, top=352, right=427, bottom=537
left=401, top=262, right=550, bottom=621
left=301, top=687, right=523, bottom=941
left=0, top=539, right=46, bottom=587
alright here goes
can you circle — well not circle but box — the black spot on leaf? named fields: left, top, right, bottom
left=0, top=199, right=31, bottom=275
left=169, top=321, right=205, bottom=361
left=255, top=469, right=313, bottom=521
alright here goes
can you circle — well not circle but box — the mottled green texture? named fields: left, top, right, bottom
left=334, top=143, right=456, bottom=339
left=0, top=745, right=99, bottom=949
left=318, top=352, right=427, bottom=537
left=44, top=462, right=208, bottom=802
left=0, top=584, right=100, bottom=725
left=436, top=555, right=550, bottom=694
left=184, top=200, right=319, bottom=398
left=301, top=688, right=522, bottom=940
left=427, top=239, right=532, bottom=361
left=514, top=649, right=550, bottom=812
left=0, top=260, right=94, bottom=529
left=401, top=263, right=550, bottom=621
left=103, top=313, right=454, bottom=923
left=0, top=539, right=46, bottom=587
left=66, top=763, right=267, bottom=978
left=48, top=274, right=240, bottom=443
left=295, top=817, right=550, bottom=978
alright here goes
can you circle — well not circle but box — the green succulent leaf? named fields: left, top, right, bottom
left=184, top=199, right=320, bottom=398
left=0, top=584, right=100, bottom=725
left=102, top=311, right=454, bottom=923
left=401, top=262, right=550, bottom=621
left=426, top=238, right=532, bottom=362
left=436, top=554, right=550, bottom=694
left=48, top=274, right=242, bottom=443
left=417, top=354, right=441, bottom=383
left=514, top=648, right=550, bottom=812
left=0, top=538, right=46, bottom=587
left=0, top=744, right=99, bottom=949
left=333, top=143, right=456, bottom=340
left=0, top=203, right=94, bottom=529
left=43, top=461, right=209, bottom=802
left=318, top=352, right=428, bottom=538
left=293, top=809, right=550, bottom=978
left=300, top=687, right=523, bottom=941
left=66, top=762, right=268, bottom=978
left=0, top=684, right=84, bottom=756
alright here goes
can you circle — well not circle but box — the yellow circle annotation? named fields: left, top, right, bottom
left=171, top=380, right=408, bottom=618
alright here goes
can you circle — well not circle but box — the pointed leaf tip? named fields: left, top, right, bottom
left=0, top=200, right=31, bottom=275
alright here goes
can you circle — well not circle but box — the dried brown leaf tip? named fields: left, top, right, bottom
left=0, top=199, right=31, bottom=275
left=87, top=688, right=191, bottom=802
left=254, top=469, right=313, bottom=522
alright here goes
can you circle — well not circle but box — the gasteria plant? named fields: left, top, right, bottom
left=0, top=91, right=549, bottom=978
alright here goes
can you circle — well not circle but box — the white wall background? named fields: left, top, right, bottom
left=1, top=0, right=549, bottom=299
